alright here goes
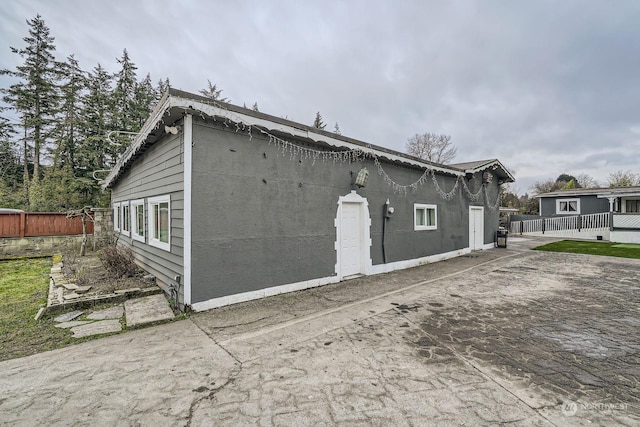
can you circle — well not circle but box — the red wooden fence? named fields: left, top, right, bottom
left=0, top=212, right=94, bottom=238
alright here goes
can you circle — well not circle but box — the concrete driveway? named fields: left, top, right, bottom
left=0, top=237, right=638, bottom=426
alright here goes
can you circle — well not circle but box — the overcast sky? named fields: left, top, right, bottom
left=1, top=0, right=639, bottom=194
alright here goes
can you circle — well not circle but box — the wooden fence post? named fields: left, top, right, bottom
left=19, top=212, right=26, bottom=238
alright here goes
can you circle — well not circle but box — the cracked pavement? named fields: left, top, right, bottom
left=0, top=237, right=638, bottom=426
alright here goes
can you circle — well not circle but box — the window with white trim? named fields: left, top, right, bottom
left=121, top=202, right=130, bottom=236
left=131, top=199, right=145, bottom=242
left=556, top=198, right=580, bottom=214
left=148, top=195, right=170, bottom=251
left=414, top=204, right=437, bottom=230
left=113, top=202, right=121, bottom=232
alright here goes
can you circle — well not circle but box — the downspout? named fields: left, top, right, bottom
left=382, top=199, right=391, bottom=264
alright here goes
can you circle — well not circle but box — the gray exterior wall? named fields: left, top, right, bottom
left=540, top=195, right=608, bottom=217
left=110, top=130, right=185, bottom=299
left=190, top=119, right=500, bottom=303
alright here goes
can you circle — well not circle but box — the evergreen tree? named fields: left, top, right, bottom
left=54, top=54, right=85, bottom=170
left=0, top=15, right=60, bottom=181
left=79, top=63, right=113, bottom=171
left=133, top=73, right=155, bottom=127
left=156, top=77, right=170, bottom=95
left=252, top=102, right=259, bottom=112
left=333, top=122, right=341, bottom=135
left=312, top=112, right=326, bottom=130
left=199, top=79, right=228, bottom=102
left=0, top=116, right=19, bottom=199
left=112, top=49, right=138, bottom=150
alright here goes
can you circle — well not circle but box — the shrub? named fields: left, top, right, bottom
left=99, top=245, right=138, bottom=278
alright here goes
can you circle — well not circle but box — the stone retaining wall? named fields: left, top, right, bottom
left=0, top=235, right=92, bottom=259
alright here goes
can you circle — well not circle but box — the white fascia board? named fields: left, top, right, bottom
left=104, top=94, right=465, bottom=190
left=170, top=97, right=463, bottom=177
left=464, top=159, right=515, bottom=182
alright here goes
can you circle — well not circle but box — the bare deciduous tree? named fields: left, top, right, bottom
left=607, top=170, right=640, bottom=187
left=575, top=173, right=599, bottom=188
left=405, top=133, right=457, bottom=164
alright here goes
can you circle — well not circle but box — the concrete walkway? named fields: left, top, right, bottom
left=51, top=293, right=175, bottom=337
left=1, top=237, right=638, bottom=426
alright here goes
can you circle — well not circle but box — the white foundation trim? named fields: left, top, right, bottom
left=482, top=243, right=495, bottom=250
left=191, top=276, right=341, bottom=312
left=183, top=114, right=193, bottom=305
left=191, top=246, right=481, bottom=312
left=370, top=247, right=471, bottom=275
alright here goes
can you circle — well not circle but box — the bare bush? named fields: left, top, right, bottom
left=99, top=245, right=139, bottom=278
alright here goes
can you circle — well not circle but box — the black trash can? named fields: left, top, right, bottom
left=496, top=228, right=508, bottom=248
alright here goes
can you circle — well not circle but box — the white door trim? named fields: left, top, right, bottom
left=335, top=191, right=372, bottom=280
left=469, top=205, right=484, bottom=251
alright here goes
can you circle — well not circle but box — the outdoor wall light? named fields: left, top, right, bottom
left=385, top=199, right=395, bottom=217
left=355, top=167, right=369, bottom=188
left=164, top=125, right=179, bottom=134
left=482, top=171, right=494, bottom=184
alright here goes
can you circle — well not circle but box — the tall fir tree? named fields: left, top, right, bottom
left=54, top=54, right=85, bottom=170
left=112, top=49, right=138, bottom=151
left=133, top=73, right=156, bottom=128
left=312, top=111, right=326, bottom=130
left=0, top=15, right=60, bottom=182
left=79, top=63, right=113, bottom=171
left=333, top=122, right=341, bottom=135
left=199, top=79, right=228, bottom=102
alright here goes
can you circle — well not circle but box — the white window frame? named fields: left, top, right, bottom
left=148, top=195, right=171, bottom=251
left=131, top=199, right=145, bottom=242
left=414, top=203, right=438, bottom=231
left=556, top=198, right=580, bottom=215
left=121, top=201, right=131, bottom=236
left=113, top=202, right=121, bottom=232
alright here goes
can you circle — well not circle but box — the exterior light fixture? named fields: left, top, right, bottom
left=355, top=167, right=369, bottom=188
left=482, top=171, right=493, bottom=184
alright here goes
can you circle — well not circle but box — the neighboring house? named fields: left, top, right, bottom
left=510, top=187, right=640, bottom=243
left=537, top=187, right=640, bottom=217
left=103, top=89, right=514, bottom=311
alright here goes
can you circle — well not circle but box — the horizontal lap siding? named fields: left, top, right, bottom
left=111, top=132, right=185, bottom=298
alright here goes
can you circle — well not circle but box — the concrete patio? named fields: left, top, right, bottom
left=0, top=237, right=637, bottom=426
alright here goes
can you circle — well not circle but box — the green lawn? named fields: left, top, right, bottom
left=0, top=257, right=79, bottom=361
left=533, top=240, right=640, bottom=259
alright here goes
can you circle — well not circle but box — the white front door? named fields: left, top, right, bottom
left=340, top=202, right=362, bottom=277
left=469, top=206, right=484, bottom=250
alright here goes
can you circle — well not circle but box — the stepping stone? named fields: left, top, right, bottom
left=71, top=319, right=122, bottom=338
left=125, top=294, right=174, bottom=328
left=54, top=310, right=84, bottom=323
left=55, top=320, right=93, bottom=329
left=61, top=283, right=79, bottom=291
left=75, top=285, right=92, bottom=294
left=50, top=267, right=62, bottom=274
left=87, top=305, right=124, bottom=320
left=63, top=293, right=81, bottom=300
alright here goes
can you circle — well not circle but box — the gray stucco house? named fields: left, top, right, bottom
left=103, top=89, right=514, bottom=311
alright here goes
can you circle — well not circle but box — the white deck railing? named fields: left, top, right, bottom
left=510, top=212, right=610, bottom=239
